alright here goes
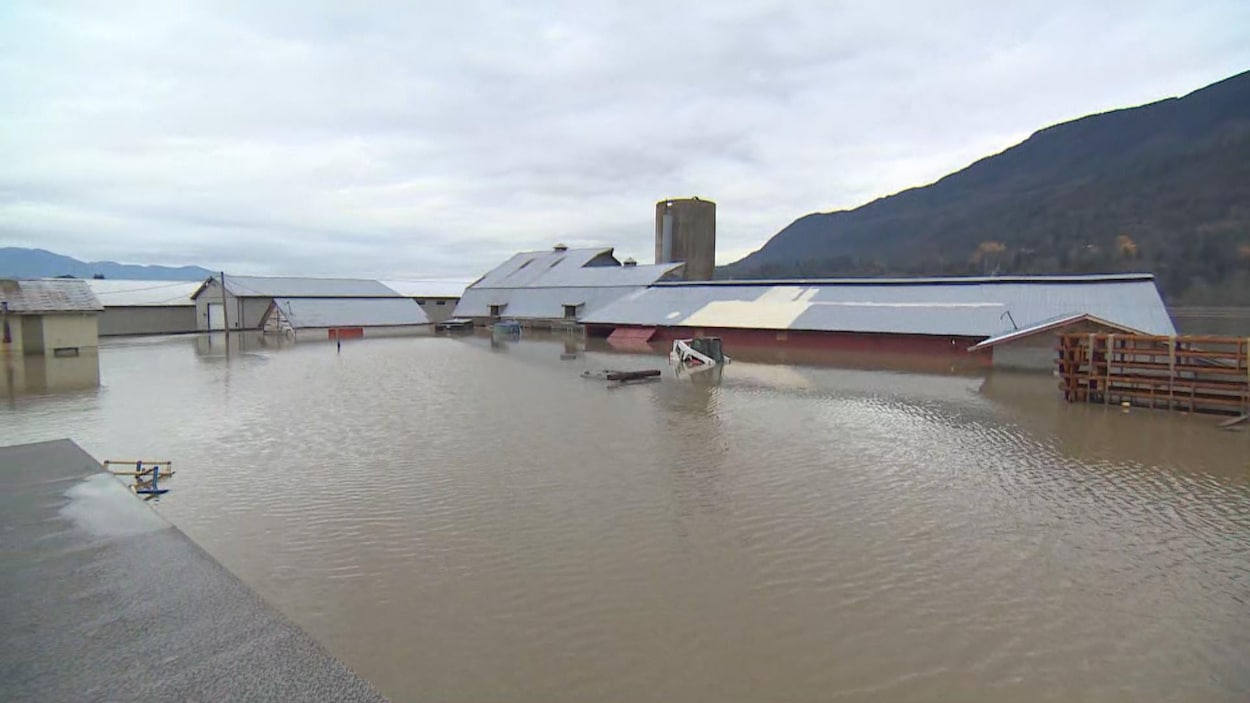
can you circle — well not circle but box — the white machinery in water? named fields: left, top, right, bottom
left=669, top=337, right=731, bottom=377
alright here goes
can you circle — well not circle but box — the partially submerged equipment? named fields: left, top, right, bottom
left=670, top=337, right=730, bottom=376
left=105, top=459, right=174, bottom=497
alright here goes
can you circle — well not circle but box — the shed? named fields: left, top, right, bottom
left=84, top=279, right=200, bottom=336
left=0, top=279, right=103, bottom=357
left=190, top=275, right=404, bottom=331
left=581, top=274, right=1176, bottom=369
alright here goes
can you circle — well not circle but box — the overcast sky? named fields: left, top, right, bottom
left=1, top=1, right=1247, bottom=278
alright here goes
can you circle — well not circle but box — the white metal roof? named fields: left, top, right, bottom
left=268, top=298, right=429, bottom=328
left=582, top=275, right=1177, bottom=338
left=469, top=247, right=684, bottom=289
left=193, top=275, right=400, bottom=299
left=456, top=247, right=685, bottom=319
left=0, top=279, right=102, bottom=314
left=84, top=279, right=198, bottom=307
left=966, top=313, right=1144, bottom=351
left=380, top=280, right=470, bottom=298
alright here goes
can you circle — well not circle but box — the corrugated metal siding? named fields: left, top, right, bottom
left=85, top=280, right=198, bottom=307
left=583, top=277, right=1176, bottom=337
left=271, top=298, right=429, bottom=328
left=0, top=279, right=102, bottom=314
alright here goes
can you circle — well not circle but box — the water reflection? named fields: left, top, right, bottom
left=2, top=335, right=1248, bottom=703
left=1, top=351, right=100, bottom=397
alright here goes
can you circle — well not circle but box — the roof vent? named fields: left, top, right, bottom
left=623, top=258, right=637, bottom=267
left=553, top=243, right=568, bottom=252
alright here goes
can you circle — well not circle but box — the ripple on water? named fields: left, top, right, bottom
left=4, top=335, right=1249, bottom=703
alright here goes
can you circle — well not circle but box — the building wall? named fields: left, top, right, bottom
left=194, top=280, right=272, bottom=331
left=99, top=306, right=198, bottom=336
left=655, top=198, right=716, bottom=281
left=292, top=325, right=431, bottom=341
left=416, top=297, right=458, bottom=324
left=2, top=314, right=26, bottom=354
left=1169, top=307, right=1250, bottom=336
left=37, top=314, right=99, bottom=355
left=20, top=316, right=42, bottom=354
left=592, top=324, right=989, bottom=364
left=989, top=319, right=1128, bottom=372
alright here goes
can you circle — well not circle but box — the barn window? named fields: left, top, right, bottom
left=489, top=304, right=505, bottom=318
left=563, top=305, right=579, bottom=319
left=53, top=347, right=80, bottom=358
left=435, top=300, right=446, bottom=306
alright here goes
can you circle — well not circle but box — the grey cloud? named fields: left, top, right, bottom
left=2, top=0, right=1248, bottom=277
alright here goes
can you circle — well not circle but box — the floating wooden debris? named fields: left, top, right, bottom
left=104, top=459, right=174, bottom=496
left=581, top=368, right=662, bottom=385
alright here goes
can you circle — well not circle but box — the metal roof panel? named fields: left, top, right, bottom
left=0, top=279, right=103, bottom=314
left=270, top=298, right=429, bottom=328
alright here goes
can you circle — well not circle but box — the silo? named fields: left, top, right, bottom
left=655, top=197, right=716, bottom=281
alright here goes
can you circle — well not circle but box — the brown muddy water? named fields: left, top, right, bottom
left=4, top=332, right=1249, bottom=702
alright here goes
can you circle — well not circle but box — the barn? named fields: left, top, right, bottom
left=190, top=275, right=429, bottom=338
left=455, top=245, right=685, bottom=326
left=581, top=274, right=1176, bottom=370
left=85, top=279, right=200, bottom=336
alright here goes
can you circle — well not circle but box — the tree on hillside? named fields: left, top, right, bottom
left=971, top=241, right=1007, bottom=274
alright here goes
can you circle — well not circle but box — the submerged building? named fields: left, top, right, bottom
left=85, top=279, right=200, bottom=336
left=1, top=279, right=102, bottom=357
left=582, top=274, right=1176, bottom=370
left=454, top=245, right=684, bottom=326
left=191, top=275, right=429, bottom=339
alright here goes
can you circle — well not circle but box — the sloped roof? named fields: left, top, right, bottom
left=193, top=275, right=399, bottom=299
left=456, top=247, right=685, bottom=320
left=380, top=280, right=470, bottom=298
left=966, top=313, right=1144, bottom=351
left=268, top=298, right=429, bottom=328
left=583, top=274, right=1176, bottom=338
left=469, top=248, right=683, bottom=289
left=0, top=279, right=102, bottom=314
left=85, top=279, right=198, bottom=307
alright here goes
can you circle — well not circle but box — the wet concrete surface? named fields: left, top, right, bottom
left=0, top=439, right=387, bottom=703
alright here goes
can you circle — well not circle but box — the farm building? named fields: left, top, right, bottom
left=84, top=279, right=199, bottom=336
left=190, top=275, right=426, bottom=336
left=455, top=245, right=685, bottom=326
left=581, top=274, right=1176, bottom=370
left=1, top=279, right=102, bottom=358
left=380, top=280, right=470, bottom=324
left=260, top=297, right=429, bottom=340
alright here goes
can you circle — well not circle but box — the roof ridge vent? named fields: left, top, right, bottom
left=623, top=257, right=637, bottom=267
left=553, top=243, right=568, bottom=252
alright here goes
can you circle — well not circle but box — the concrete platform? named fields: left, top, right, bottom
left=0, top=439, right=387, bottom=702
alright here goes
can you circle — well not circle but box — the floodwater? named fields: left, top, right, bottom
left=4, top=332, right=1249, bottom=702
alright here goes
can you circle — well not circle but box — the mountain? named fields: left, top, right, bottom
left=0, top=248, right=213, bottom=281
left=722, top=70, right=1250, bottom=303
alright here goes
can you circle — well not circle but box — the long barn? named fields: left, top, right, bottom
left=581, top=274, right=1176, bottom=370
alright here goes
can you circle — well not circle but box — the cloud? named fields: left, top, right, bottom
left=1, top=0, right=1247, bottom=277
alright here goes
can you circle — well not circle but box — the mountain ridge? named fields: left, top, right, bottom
left=0, top=248, right=214, bottom=281
left=722, top=70, right=1250, bottom=303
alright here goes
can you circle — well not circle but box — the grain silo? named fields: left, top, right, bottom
left=655, top=197, right=716, bottom=281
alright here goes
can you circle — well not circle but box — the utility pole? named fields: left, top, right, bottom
left=220, top=272, right=231, bottom=355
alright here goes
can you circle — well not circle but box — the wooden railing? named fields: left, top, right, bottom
left=1056, top=333, right=1250, bottom=416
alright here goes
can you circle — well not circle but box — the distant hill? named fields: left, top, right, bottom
left=722, top=70, right=1250, bottom=303
left=0, top=248, right=213, bottom=281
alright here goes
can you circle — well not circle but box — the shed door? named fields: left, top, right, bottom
left=207, top=303, right=225, bottom=330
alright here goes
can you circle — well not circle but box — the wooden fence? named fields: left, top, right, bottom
left=1056, top=333, right=1250, bottom=416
